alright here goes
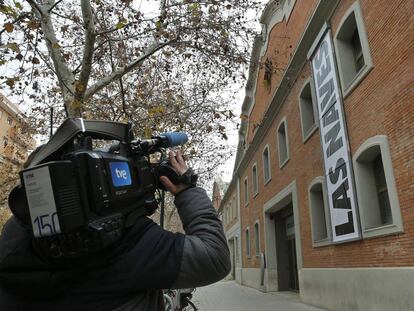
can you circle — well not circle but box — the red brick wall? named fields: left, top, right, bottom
left=304, top=0, right=414, bottom=268
left=246, top=0, right=318, bottom=145
left=239, top=0, right=414, bottom=269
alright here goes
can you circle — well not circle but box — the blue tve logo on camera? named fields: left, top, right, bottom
left=109, top=162, right=132, bottom=187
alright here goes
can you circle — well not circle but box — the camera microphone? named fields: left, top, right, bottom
left=159, top=132, right=188, bottom=147
left=142, top=132, right=188, bottom=148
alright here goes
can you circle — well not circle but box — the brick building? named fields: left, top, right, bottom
left=212, top=179, right=243, bottom=281
left=212, top=178, right=229, bottom=210
left=219, top=0, right=414, bottom=310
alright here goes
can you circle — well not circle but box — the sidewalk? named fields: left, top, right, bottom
left=191, top=281, right=326, bottom=311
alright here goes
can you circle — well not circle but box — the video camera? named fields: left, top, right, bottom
left=8, top=118, right=196, bottom=259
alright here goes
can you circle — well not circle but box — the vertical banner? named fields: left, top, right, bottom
left=310, top=29, right=360, bottom=243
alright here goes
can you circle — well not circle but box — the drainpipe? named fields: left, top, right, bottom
left=260, top=252, right=266, bottom=290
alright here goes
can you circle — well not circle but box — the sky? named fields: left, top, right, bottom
left=0, top=0, right=267, bottom=183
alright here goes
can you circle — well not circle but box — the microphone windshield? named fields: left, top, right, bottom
left=161, top=132, right=188, bottom=147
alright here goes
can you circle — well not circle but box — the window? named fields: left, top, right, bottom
left=227, top=207, right=230, bottom=224
left=262, top=146, right=271, bottom=184
left=3, top=137, right=8, bottom=147
left=7, top=116, right=12, bottom=125
left=277, top=118, right=289, bottom=167
left=309, top=177, right=331, bottom=246
left=245, top=228, right=251, bottom=257
left=353, top=135, right=403, bottom=238
left=232, top=197, right=237, bottom=220
left=0, top=111, right=3, bottom=119
left=244, top=177, right=249, bottom=206
left=299, top=79, right=318, bottom=141
left=334, top=1, right=373, bottom=96
left=252, top=164, right=258, bottom=196
left=254, top=222, right=260, bottom=255
left=230, top=199, right=234, bottom=221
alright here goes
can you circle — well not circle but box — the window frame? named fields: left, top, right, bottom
left=334, top=0, right=373, bottom=98
left=245, top=227, right=251, bottom=258
left=277, top=117, right=290, bottom=168
left=232, top=195, right=237, bottom=220
left=353, top=135, right=403, bottom=238
left=308, top=176, right=332, bottom=247
left=252, top=163, right=259, bottom=197
left=298, top=78, right=318, bottom=142
left=262, top=145, right=272, bottom=185
left=243, top=177, right=249, bottom=207
left=254, top=221, right=260, bottom=256
left=230, top=198, right=234, bottom=221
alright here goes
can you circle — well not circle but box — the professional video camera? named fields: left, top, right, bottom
left=8, top=118, right=197, bottom=259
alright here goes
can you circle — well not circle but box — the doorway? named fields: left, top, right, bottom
left=274, top=203, right=299, bottom=291
left=263, top=181, right=302, bottom=292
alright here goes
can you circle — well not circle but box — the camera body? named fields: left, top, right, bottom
left=9, top=118, right=189, bottom=259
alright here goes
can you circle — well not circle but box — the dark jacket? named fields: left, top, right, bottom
left=0, top=187, right=231, bottom=310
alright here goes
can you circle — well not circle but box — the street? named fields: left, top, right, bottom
left=191, top=281, right=326, bottom=311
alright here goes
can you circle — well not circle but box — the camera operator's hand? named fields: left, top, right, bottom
left=160, top=150, right=190, bottom=196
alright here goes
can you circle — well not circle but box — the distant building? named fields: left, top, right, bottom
left=217, top=179, right=242, bottom=283
left=212, top=178, right=229, bottom=210
left=0, top=93, right=36, bottom=165
left=220, top=1, right=414, bottom=311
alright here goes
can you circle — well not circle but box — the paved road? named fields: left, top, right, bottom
left=191, top=281, right=326, bottom=311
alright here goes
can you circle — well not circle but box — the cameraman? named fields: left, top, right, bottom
left=0, top=150, right=231, bottom=310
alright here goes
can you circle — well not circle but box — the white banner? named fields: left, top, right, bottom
left=310, top=30, right=360, bottom=243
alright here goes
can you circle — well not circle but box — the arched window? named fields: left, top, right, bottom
left=334, top=1, right=373, bottom=96
left=299, top=79, right=318, bottom=142
left=277, top=118, right=290, bottom=167
left=263, top=145, right=271, bottom=184
left=244, top=177, right=249, bottom=207
left=245, top=228, right=251, bottom=257
left=353, top=135, right=403, bottom=238
left=252, top=163, right=258, bottom=196
left=308, top=177, right=331, bottom=246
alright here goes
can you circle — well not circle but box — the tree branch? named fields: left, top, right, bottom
left=84, top=39, right=175, bottom=101
left=48, top=0, right=65, bottom=12
left=32, top=0, right=76, bottom=114
left=25, top=0, right=44, bottom=16
left=78, top=0, right=96, bottom=98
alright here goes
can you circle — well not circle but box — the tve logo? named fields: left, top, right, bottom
left=109, top=162, right=132, bottom=187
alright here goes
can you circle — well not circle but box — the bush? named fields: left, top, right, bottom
left=0, top=207, right=11, bottom=234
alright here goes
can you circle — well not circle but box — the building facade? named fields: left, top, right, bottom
left=0, top=93, right=35, bottom=165
left=220, top=0, right=414, bottom=310
left=217, top=179, right=242, bottom=283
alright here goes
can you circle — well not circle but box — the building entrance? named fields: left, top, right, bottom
left=274, top=203, right=299, bottom=291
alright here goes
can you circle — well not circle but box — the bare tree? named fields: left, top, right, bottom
left=1, top=0, right=261, bottom=116
left=1, top=0, right=262, bottom=227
